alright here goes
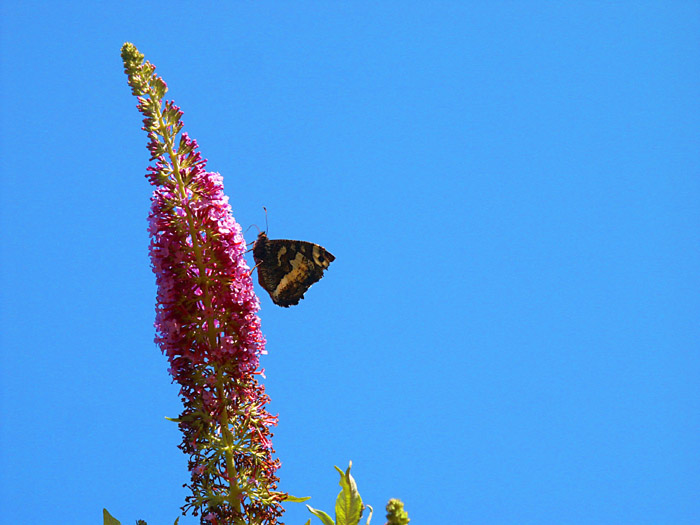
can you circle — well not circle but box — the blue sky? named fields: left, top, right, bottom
left=1, top=3, right=698, bottom=524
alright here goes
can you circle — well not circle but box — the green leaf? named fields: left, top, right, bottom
left=334, top=462, right=363, bottom=525
left=304, top=521, right=311, bottom=525
left=102, top=509, right=121, bottom=525
left=284, top=494, right=312, bottom=502
left=174, top=518, right=180, bottom=524
left=306, top=504, right=335, bottom=525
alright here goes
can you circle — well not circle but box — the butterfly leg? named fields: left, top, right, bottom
left=248, top=261, right=262, bottom=276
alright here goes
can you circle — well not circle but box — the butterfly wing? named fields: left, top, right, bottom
left=253, top=233, right=335, bottom=307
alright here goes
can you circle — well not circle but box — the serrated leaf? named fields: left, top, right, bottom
left=334, top=463, right=363, bottom=525
left=285, top=494, right=312, bottom=502
left=306, top=504, right=335, bottom=525
left=102, top=508, right=121, bottom=525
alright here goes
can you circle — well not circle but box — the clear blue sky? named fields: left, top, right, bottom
left=1, top=3, right=698, bottom=524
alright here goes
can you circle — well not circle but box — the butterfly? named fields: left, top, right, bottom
left=252, top=232, right=335, bottom=307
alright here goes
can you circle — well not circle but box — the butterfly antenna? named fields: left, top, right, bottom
left=263, top=206, right=269, bottom=234
left=244, top=224, right=262, bottom=252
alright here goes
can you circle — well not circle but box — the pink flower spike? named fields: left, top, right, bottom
left=122, top=42, right=283, bottom=524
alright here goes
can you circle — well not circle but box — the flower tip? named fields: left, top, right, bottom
left=120, top=42, right=143, bottom=65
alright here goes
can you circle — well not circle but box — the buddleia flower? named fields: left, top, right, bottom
left=121, top=42, right=283, bottom=524
left=385, top=499, right=410, bottom=525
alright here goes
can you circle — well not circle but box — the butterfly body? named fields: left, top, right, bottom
left=253, top=232, right=335, bottom=307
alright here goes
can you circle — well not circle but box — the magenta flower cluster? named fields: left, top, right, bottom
left=122, top=43, right=283, bottom=524
left=148, top=138, right=264, bottom=380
